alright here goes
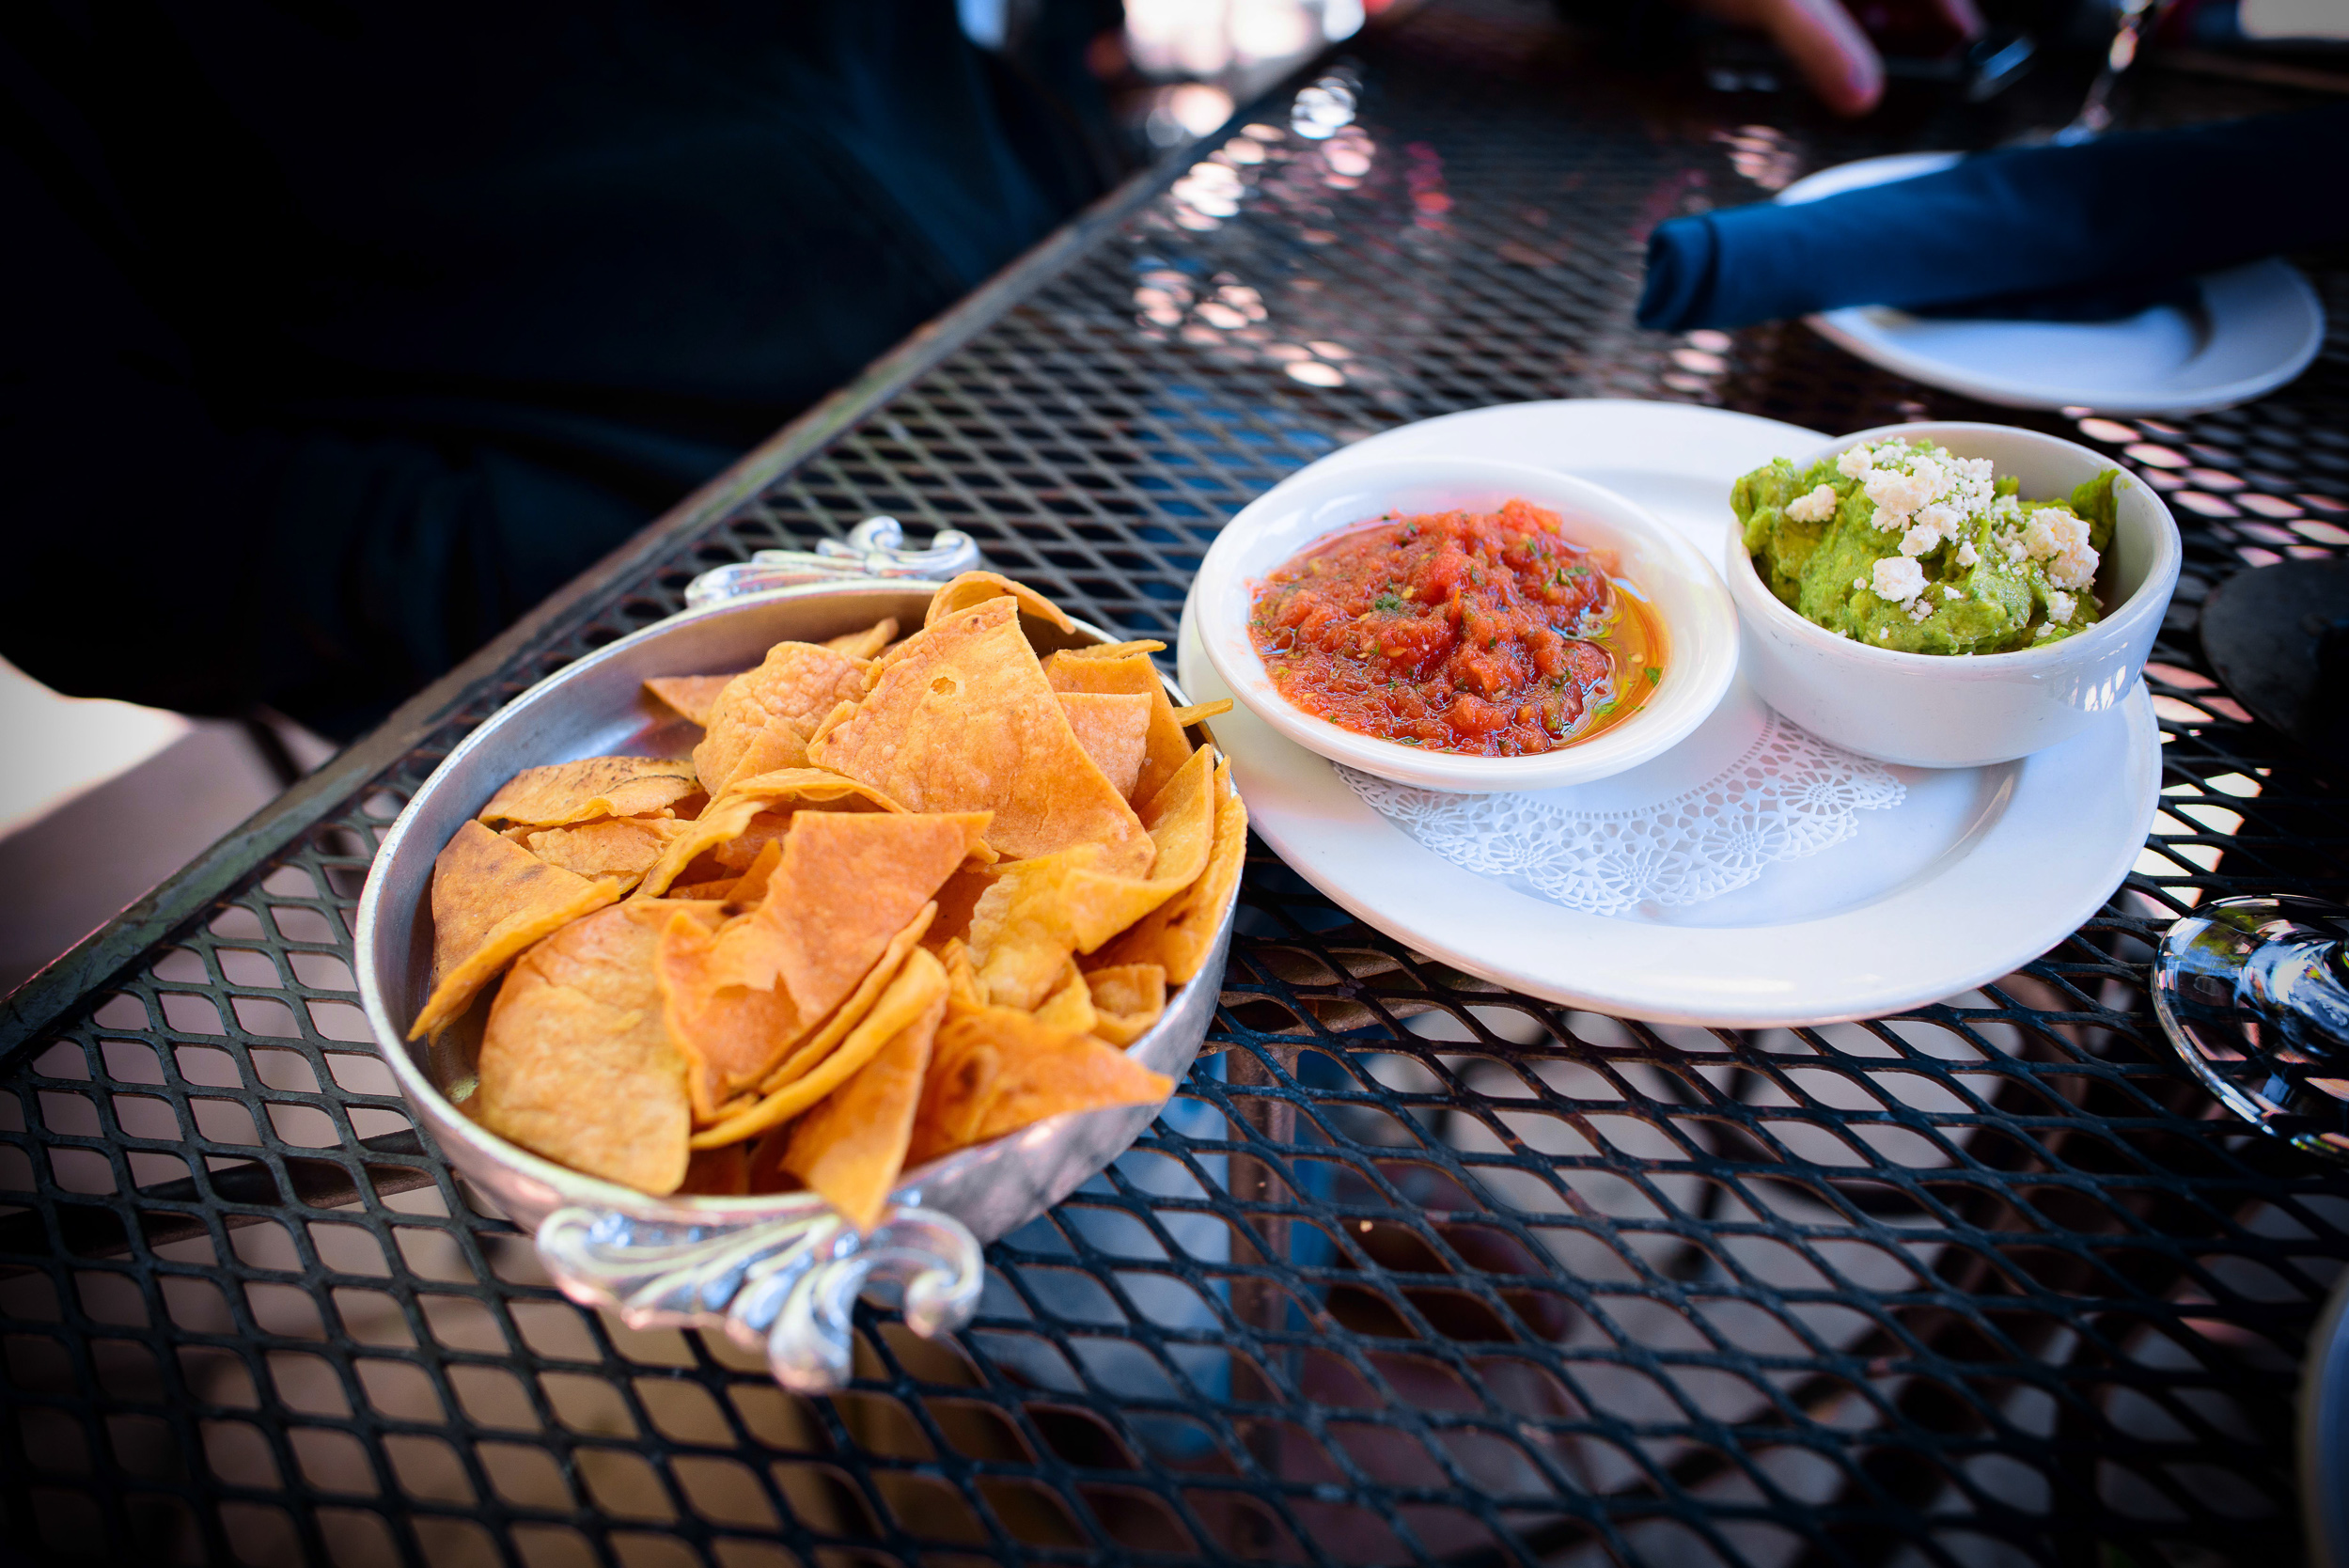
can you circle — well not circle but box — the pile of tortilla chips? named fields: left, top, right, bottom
left=408, top=572, right=1242, bottom=1231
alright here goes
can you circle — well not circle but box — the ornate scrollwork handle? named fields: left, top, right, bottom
left=683, top=515, right=982, bottom=609
left=536, top=1201, right=984, bottom=1391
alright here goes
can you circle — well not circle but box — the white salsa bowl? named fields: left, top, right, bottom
left=1194, top=455, right=1739, bottom=793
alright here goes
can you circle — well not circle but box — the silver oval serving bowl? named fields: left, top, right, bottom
left=353, top=567, right=1233, bottom=1393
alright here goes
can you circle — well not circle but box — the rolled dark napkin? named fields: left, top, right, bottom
left=1637, top=103, right=2349, bottom=333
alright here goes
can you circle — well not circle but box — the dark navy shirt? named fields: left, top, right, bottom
left=0, top=1, right=1115, bottom=732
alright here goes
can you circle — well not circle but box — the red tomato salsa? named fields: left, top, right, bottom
left=1247, top=498, right=1665, bottom=757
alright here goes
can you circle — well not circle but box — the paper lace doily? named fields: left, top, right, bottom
left=1336, top=712, right=1905, bottom=917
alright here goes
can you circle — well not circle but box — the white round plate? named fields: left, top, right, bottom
left=1179, top=400, right=2163, bottom=1027
left=1776, top=151, right=2325, bottom=417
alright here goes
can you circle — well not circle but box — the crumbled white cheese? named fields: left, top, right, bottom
left=1784, top=483, right=1839, bottom=523
left=2034, top=622, right=2057, bottom=639
left=1871, top=556, right=1927, bottom=604
left=1864, top=463, right=1941, bottom=526
left=1834, top=439, right=1998, bottom=541
left=2046, top=588, right=2075, bottom=623
left=1901, top=501, right=1965, bottom=557
left=1910, top=500, right=1964, bottom=548
left=1815, top=442, right=2097, bottom=644
left=1878, top=627, right=1890, bottom=639
left=2022, top=506, right=2099, bottom=591
left=1932, top=457, right=1992, bottom=515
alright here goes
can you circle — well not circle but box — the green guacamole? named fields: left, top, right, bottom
left=1732, top=439, right=2121, bottom=655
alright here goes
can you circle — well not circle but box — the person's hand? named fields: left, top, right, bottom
left=1687, top=0, right=1985, bottom=115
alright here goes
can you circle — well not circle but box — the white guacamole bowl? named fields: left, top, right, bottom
left=1194, top=455, right=1739, bottom=792
left=1726, top=421, right=2181, bottom=768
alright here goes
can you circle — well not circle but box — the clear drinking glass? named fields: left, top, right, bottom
left=2152, top=897, right=2349, bottom=1159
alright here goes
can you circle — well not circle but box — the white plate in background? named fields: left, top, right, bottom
left=1775, top=151, right=2324, bottom=417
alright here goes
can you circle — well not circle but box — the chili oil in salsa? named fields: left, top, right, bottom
left=1246, top=498, right=1665, bottom=757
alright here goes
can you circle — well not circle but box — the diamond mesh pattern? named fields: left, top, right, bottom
left=6, top=8, right=2348, bottom=1564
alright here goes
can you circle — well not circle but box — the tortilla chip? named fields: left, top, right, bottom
left=523, top=816, right=695, bottom=887
left=939, top=938, right=984, bottom=1013
left=691, top=947, right=949, bottom=1149
left=694, top=642, right=868, bottom=792
left=758, top=902, right=935, bottom=1094
left=1041, top=647, right=1195, bottom=806
left=927, top=865, right=1002, bottom=949
left=634, top=768, right=904, bottom=897
left=963, top=845, right=1175, bottom=1011
left=1085, top=962, right=1166, bottom=1016
left=808, top=598, right=1150, bottom=871
left=698, top=716, right=810, bottom=799
left=966, top=745, right=1218, bottom=1009
left=728, top=837, right=784, bottom=909
left=709, top=792, right=905, bottom=874
left=907, top=1042, right=998, bottom=1167
left=1131, top=743, right=1218, bottom=882
left=744, top=1127, right=800, bottom=1195
left=655, top=807, right=968, bottom=1119
left=667, top=876, right=740, bottom=902
left=1032, top=961, right=1098, bottom=1037
left=963, top=847, right=1093, bottom=1011
left=1085, top=963, right=1167, bottom=1046
left=778, top=983, right=944, bottom=1231
left=675, top=1142, right=750, bottom=1196
left=1167, top=699, right=1233, bottom=728
left=713, top=787, right=958, bottom=877
left=1096, top=754, right=1246, bottom=983
left=645, top=674, right=742, bottom=729
left=479, top=758, right=701, bottom=829
left=961, top=1036, right=1171, bottom=1152
left=712, top=812, right=791, bottom=874
left=921, top=571, right=1075, bottom=635
left=637, top=795, right=769, bottom=899
left=908, top=1010, right=1171, bottom=1167
left=823, top=618, right=899, bottom=660
left=410, top=822, right=625, bottom=1040
left=728, top=768, right=907, bottom=812
left=656, top=911, right=811, bottom=1121
left=700, top=810, right=985, bottom=1014
left=475, top=901, right=706, bottom=1193
left=1057, top=691, right=1152, bottom=800
left=723, top=641, right=872, bottom=732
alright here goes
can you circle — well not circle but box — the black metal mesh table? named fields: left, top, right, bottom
left=7, top=7, right=2348, bottom=1563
